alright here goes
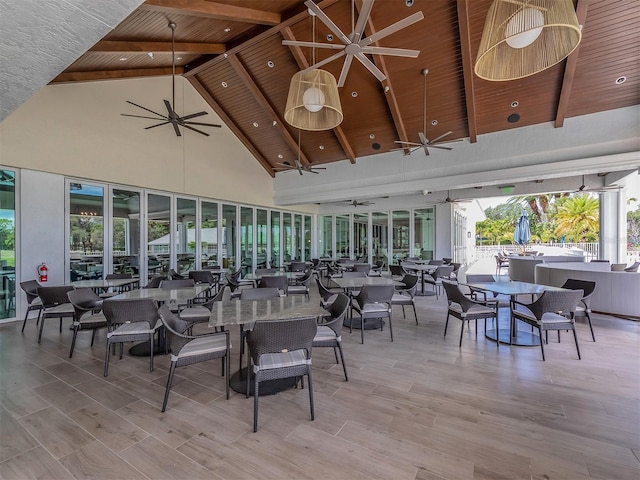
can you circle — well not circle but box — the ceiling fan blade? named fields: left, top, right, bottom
left=352, top=0, right=375, bottom=42
left=121, top=113, right=168, bottom=121
left=308, top=169, right=321, bottom=174
left=282, top=40, right=345, bottom=50
left=394, top=140, right=421, bottom=147
left=354, top=53, right=386, bottom=82
left=309, top=167, right=327, bottom=171
left=429, top=145, right=454, bottom=151
left=360, top=46, right=420, bottom=58
left=182, top=121, right=222, bottom=127
left=180, top=111, right=208, bottom=120
left=422, top=145, right=430, bottom=156
left=181, top=123, right=210, bottom=136
left=362, top=11, right=424, bottom=46
left=144, top=121, right=170, bottom=130
left=125, top=100, right=165, bottom=118
left=164, top=100, right=178, bottom=119
left=171, top=121, right=182, bottom=137
left=337, top=54, right=354, bottom=87
left=418, top=132, right=428, bottom=145
left=304, top=0, right=351, bottom=44
left=428, top=131, right=453, bottom=144
left=303, top=50, right=346, bottom=73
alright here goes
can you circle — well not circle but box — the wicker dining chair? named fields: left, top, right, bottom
left=391, top=274, right=419, bottom=324
left=246, top=316, right=317, bottom=432
left=158, top=305, right=230, bottom=411
left=67, top=288, right=107, bottom=358
left=314, top=293, right=350, bottom=381
left=36, top=285, right=76, bottom=343
left=20, top=279, right=43, bottom=333
left=350, top=284, right=394, bottom=344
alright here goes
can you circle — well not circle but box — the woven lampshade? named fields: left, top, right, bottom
left=474, top=0, right=582, bottom=81
left=284, top=69, right=343, bottom=131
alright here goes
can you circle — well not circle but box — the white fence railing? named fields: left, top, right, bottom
left=474, top=243, right=640, bottom=264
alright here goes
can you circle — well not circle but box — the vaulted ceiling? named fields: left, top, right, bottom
left=52, top=0, right=639, bottom=178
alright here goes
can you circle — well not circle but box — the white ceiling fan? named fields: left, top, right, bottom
left=575, top=175, right=622, bottom=193
left=282, top=0, right=424, bottom=87
left=392, top=69, right=460, bottom=156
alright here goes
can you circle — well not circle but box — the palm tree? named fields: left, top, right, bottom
left=554, top=194, right=599, bottom=242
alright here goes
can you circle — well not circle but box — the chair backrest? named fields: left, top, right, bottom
left=372, top=260, right=384, bottom=270
left=161, top=279, right=195, bottom=289
left=258, top=275, right=288, bottom=294
left=624, top=261, right=639, bottom=272
left=289, top=261, right=307, bottom=272
left=189, top=270, right=216, bottom=284
left=200, top=284, right=227, bottom=310
left=67, top=288, right=102, bottom=319
left=526, top=289, right=584, bottom=320
left=433, top=265, right=454, bottom=280
left=441, top=280, right=467, bottom=307
left=158, top=304, right=192, bottom=354
left=169, top=268, right=186, bottom=279
left=255, top=268, right=277, bottom=276
left=102, top=298, right=159, bottom=329
left=323, top=293, right=350, bottom=335
left=240, top=287, right=280, bottom=300
left=611, top=263, right=627, bottom=271
left=105, top=273, right=132, bottom=280
left=144, top=276, right=165, bottom=288
left=20, top=279, right=41, bottom=304
left=37, top=286, right=75, bottom=308
left=450, top=262, right=461, bottom=274
left=352, top=263, right=371, bottom=273
left=316, top=278, right=335, bottom=302
left=399, top=274, right=419, bottom=292
left=389, top=264, right=405, bottom=277
left=247, top=317, right=317, bottom=365
left=428, top=260, right=444, bottom=266
left=342, top=271, right=366, bottom=278
left=355, top=284, right=395, bottom=307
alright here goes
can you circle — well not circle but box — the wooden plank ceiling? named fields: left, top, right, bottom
left=54, top=0, right=640, bottom=178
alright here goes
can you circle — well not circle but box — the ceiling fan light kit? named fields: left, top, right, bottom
left=474, top=0, right=582, bottom=81
left=284, top=69, right=343, bottom=131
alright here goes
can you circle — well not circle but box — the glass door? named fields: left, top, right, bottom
left=414, top=208, right=435, bottom=260
left=353, top=213, right=368, bottom=261
left=112, top=188, right=141, bottom=278
left=176, top=197, right=196, bottom=275
left=69, top=182, right=105, bottom=280
left=372, top=211, right=389, bottom=267
left=222, top=204, right=237, bottom=271
left=147, top=193, right=171, bottom=281
left=201, top=201, right=218, bottom=267
left=0, top=169, right=16, bottom=319
left=240, top=206, right=253, bottom=275
left=336, top=214, right=350, bottom=258
left=270, top=211, right=281, bottom=268
left=392, top=210, right=410, bottom=263
left=318, top=215, right=333, bottom=259
left=257, top=209, right=268, bottom=269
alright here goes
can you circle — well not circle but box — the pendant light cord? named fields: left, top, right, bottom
left=423, top=70, right=427, bottom=136
left=170, top=22, right=176, bottom=110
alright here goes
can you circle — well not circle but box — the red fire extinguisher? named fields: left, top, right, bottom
left=37, top=263, right=48, bottom=282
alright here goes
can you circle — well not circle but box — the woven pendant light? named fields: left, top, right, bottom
left=474, top=0, right=582, bottom=81
left=284, top=69, right=343, bottom=131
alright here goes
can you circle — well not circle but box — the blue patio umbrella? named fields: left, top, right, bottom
left=514, top=211, right=531, bottom=246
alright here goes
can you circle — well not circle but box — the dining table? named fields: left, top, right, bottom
left=400, top=264, right=437, bottom=296
left=463, top=280, right=569, bottom=346
left=206, top=295, right=328, bottom=396
left=71, top=278, right=139, bottom=293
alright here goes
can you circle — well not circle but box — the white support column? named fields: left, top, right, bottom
left=599, top=190, right=626, bottom=263
left=435, top=203, right=453, bottom=261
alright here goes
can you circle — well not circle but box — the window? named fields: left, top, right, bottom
left=318, top=215, right=333, bottom=258
left=257, top=209, right=268, bottom=269
left=0, top=169, right=16, bottom=319
left=336, top=214, right=350, bottom=258
left=283, top=213, right=292, bottom=262
left=222, top=204, right=236, bottom=270
left=201, top=201, right=218, bottom=267
left=69, top=182, right=104, bottom=281
left=270, top=211, right=281, bottom=268
left=414, top=208, right=434, bottom=260
left=353, top=213, right=368, bottom=261
left=294, top=214, right=302, bottom=260
left=240, top=206, right=253, bottom=275
left=304, top=214, right=312, bottom=260
left=176, top=197, right=196, bottom=275
left=372, top=211, right=388, bottom=267
left=112, top=189, right=141, bottom=278
left=147, top=193, right=171, bottom=280
left=392, top=210, right=410, bottom=263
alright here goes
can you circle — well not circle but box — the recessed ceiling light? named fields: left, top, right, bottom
left=119, top=57, right=128, bottom=61
left=431, top=120, right=438, bottom=126
left=278, top=154, right=283, bottom=159
left=272, top=120, right=277, bottom=126
left=224, top=28, right=231, bottom=33
left=369, top=133, right=375, bottom=139
left=615, top=76, right=626, bottom=84
left=221, top=81, right=228, bottom=88
left=372, top=143, right=381, bottom=150
left=351, top=91, right=358, bottom=97
left=511, top=100, right=519, bottom=107
left=267, top=61, right=274, bottom=68
left=176, top=56, right=182, bottom=60
left=253, top=122, right=259, bottom=127
left=327, top=34, right=333, bottom=41
left=319, top=145, right=325, bottom=150
left=147, top=52, right=154, bottom=59
left=384, top=86, right=390, bottom=92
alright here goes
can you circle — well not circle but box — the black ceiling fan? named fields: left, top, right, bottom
left=121, top=22, right=221, bottom=137
left=346, top=200, right=374, bottom=207
left=275, top=129, right=326, bottom=175
left=426, top=190, right=472, bottom=204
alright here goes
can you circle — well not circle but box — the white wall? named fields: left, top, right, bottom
left=0, top=77, right=306, bottom=210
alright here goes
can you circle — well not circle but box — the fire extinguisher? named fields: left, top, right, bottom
left=37, top=263, right=48, bottom=282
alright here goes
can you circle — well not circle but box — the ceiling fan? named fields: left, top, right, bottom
left=392, top=69, right=460, bottom=156
left=575, top=175, right=622, bottom=193
left=121, top=22, right=221, bottom=137
left=275, top=129, right=327, bottom=175
left=426, top=190, right=472, bottom=204
left=346, top=200, right=374, bottom=207
left=282, top=0, right=423, bottom=87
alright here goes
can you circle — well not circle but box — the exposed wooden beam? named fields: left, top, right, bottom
left=188, top=77, right=276, bottom=177
left=456, top=0, right=478, bottom=143
left=185, top=0, right=341, bottom=77
left=227, top=54, right=311, bottom=166
left=281, top=26, right=356, bottom=165
left=50, top=67, right=183, bottom=84
left=555, top=0, right=590, bottom=128
left=361, top=10, right=409, bottom=154
left=88, top=40, right=225, bottom=55
left=141, top=0, right=280, bottom=26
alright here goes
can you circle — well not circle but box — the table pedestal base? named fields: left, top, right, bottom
left=129, top=340, right=168, bottom=357
left=485, top=328, right=540, bottom=346
left=230, top=367, right=297, bottom=396
left=414, top=291, right=436, bottom=297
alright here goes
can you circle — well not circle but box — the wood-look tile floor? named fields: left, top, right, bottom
left=1, top=286, right=639, bottom=480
